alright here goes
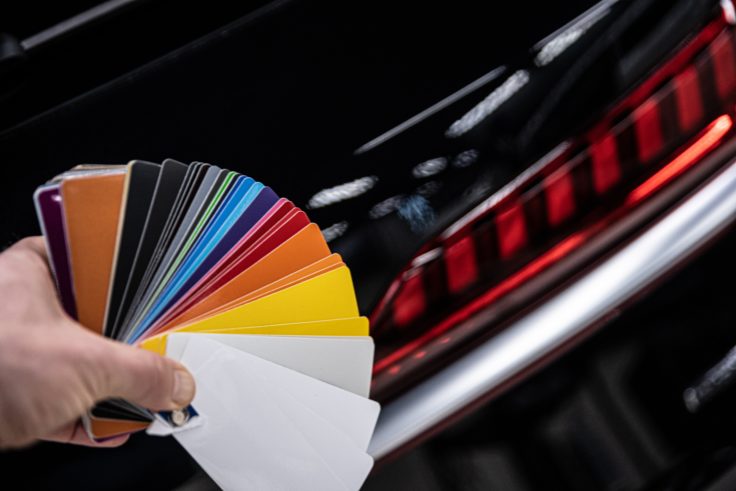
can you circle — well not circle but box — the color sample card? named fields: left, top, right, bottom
left=34, top=160, right=378, bottom=490
left=165, top=336, right=378, bottom=490
left=34, top=184, right=76, bottom=317
left=62, top=170, right=126, bottom=333
left=105, top=161, right=161, bottom=334
left=166, top=332, right=374, bottom=397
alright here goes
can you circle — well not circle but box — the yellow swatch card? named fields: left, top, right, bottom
left=174, top=266, right=358, bottom=332
left=141, top=317, right=369, bottom=355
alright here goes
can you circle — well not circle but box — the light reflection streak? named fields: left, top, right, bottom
left=452, top=149, right=479, bottom=168
left=446, top=70, right=530, bottom=138
left=354, top=66, right=507, bottom=155
left=369, top=195, right=405, bottom=219
left=321, top=221, right=349, bottom=242
left=412, top=157, right=447, bottom=178
left=533, top=0, right=617, bottom=66
left=307, top=176, right=378, bottom=209
left=534, top=0, right=618, bottom=67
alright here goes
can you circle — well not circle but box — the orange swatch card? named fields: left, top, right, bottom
left=153, top=224, right=332, bottom=332
left=62, top=172, right=126, bottom=333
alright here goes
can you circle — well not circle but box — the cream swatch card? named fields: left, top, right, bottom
left=165, top=332, right=374, bottom=397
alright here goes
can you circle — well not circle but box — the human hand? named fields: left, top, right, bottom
left=0, top=237, right=196, bottom=448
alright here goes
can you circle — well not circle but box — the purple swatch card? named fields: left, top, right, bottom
left=34, top=185, right=77, bottom=318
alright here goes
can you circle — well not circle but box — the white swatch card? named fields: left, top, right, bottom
left=165, top=333, right=374, bottom=397
left=167, top=336, right=379, bottom=490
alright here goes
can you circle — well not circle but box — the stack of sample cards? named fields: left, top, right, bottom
left=34, top=160, right=379, bottom=490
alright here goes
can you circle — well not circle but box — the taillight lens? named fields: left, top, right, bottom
left=371, top=13, right=736, bottom=397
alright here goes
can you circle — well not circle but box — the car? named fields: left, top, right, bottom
left=2, top=0, right=736, bottom=489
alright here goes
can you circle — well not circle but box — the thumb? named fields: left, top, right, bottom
left=91, top=336, right=196, bottom=411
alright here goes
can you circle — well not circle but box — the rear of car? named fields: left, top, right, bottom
left=3, top=0, right=736, bottom=489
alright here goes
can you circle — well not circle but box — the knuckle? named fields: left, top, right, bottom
left=15, top=237, right=39, bottom=250
left=0, top=246, right=47, bottom=287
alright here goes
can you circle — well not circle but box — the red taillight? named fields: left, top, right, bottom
left=627, top=114, right=733, bottom=203
left=544, top=165, right=576, bottom=226
left=444, top=235, right=478, bottom=294
left=371, top=14, right=736, bottom=397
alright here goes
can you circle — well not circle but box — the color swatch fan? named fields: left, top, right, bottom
left=34, top=160, right=379, bottom=490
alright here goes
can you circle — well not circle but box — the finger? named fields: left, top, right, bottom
left=11, top=236, right=49, bottom=263
left=94, top=338, right=196, bottom=411
left=4, top=236, right=54, bottom=287
left=42, top=420, right=129, bottom=448
left=3, top=237, right=66, bottom=317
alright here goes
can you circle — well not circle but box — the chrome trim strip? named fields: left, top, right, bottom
left=369, top=158, right=736, bottom=460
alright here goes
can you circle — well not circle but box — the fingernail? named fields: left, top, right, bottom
left=172, top=367, right=196, bottom=407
